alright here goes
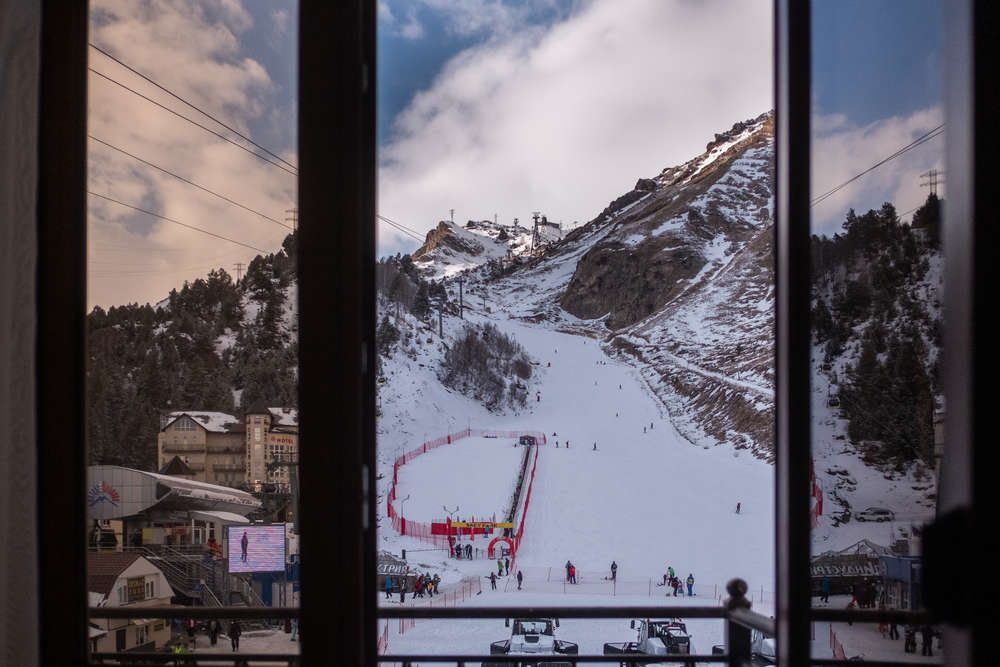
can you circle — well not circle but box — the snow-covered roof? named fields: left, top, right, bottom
left=192, top=510, right=250, bottom=524
left=164, top=411, right=241, bottom=433
left=267, top=407, right=298, bottom=426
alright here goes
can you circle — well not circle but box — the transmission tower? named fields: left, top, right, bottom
left=919, top=169, right=945, bottom=196
left=233, top=262, right=245, bottom=282
left=531, top=211, right=541, bottom=253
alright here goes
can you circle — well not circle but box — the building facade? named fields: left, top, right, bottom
left=157, top=412, right=245, bottom=487
left=87, top=553, right=175, bottom=654
left=245, top=405, right=298, bottom=493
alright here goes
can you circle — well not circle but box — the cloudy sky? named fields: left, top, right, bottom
left=87, top=0, right=942, bottom=308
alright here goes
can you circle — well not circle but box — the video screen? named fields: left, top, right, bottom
left=227, top=525, right=286, bottom=573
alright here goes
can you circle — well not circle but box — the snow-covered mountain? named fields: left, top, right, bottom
left=412, top=217, right=563, bottom=279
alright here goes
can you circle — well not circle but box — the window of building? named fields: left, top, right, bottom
left=21, top=1, right=985, bottom=664
left=174, top=417, right=195, bottom=431
left=145, top=579, right=154, bottom=600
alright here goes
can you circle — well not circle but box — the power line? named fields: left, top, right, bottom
left=376, top=214, right=424, bottom=242
left=88, top=191, right=270, bottom=254
left=89, top=42, right=298, bottom=172
left=88, top=135, right=293, bottom=231
left=89, top=68, right=297, bottom=176
left=811, top=124, right=944, bottom=208
left=377, top=213, right=424, bottom=238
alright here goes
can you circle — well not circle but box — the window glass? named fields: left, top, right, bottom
left=810, top=0, right=944, bottom=660
left=376, top=0, right=773, bottom=657
left=85, top=0, right=299, bottom=658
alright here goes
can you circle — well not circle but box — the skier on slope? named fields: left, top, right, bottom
left=517, top=570, right=523, bottom=590
left=565, top=561, right=572, bottom=582
left=610, top=561, right=618, bottom=581
left=497, top=559, right=504, bottom=577
left=736, top=502, right=741, bottom=514
left=686, top=573, right=695, bottom=596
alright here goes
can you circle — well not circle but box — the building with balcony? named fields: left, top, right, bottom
left=158, top=412, right=246, bottom=488
left=244, top=404, right=299, bottom=493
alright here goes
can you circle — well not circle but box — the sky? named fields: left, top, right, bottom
left=86, top=0, right=942, bottom=308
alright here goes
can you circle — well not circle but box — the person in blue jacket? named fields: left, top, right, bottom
left=686, top=573, right=695, bottom=596
left=384, top=575, right=393, bottom=599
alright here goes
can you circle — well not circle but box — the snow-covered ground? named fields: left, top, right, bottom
left=393, top=435, right=524, bottom=522
left=376, top=305, right=776, bottom=659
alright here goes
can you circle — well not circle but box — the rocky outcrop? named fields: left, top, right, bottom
left=413, top=221, right=485, bottom=261
left=559, top=112, right=773, bottom=331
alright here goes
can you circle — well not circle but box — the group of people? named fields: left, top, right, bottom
left=180, top=618, right=243, bottom=652
left=564, top=560, right=578, bottom=584
left=661, top=566, right=696, bottom=596
left=488, top=564, right=523, bottom=590
left=452, top=542, right=474, bottom=559
left=413, top=572, right=441, bottom=598
left=383, top=572, right=440, bottom=603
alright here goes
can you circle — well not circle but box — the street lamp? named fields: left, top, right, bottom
left=399, top=494, right=411, bottom=517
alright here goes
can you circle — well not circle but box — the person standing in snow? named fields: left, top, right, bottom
left=643, top=426, right=646, bottom=433
left=736, top=502, right=741, bottom=514
left=384, top=575, right=393, bottom=599
left=593, top=442, right=597, bottom=451
left=819, top=577, right=830, bottom=603
left=497, top=559, right=504, bottom=577
left=565, top=561, right=572, bottom=582
left=465, top=543, right=472, bottom=559
left=489, top=571, right=497, bottom=590
left=569, top=564, right=577, bottom=584
left=672, top=577, right=681, bottom=597
left=229, top=620, right=242, bottom=651
left=504, top=557, right=510, bottom=575
left=650, top=422, right=654, bottom=430
left=517, top=570, right=523, bottom=590
left=668, top=566, right=675, bottom=580
left=610, top=561, right=617, bottom=581
left=686, top=573, right=695, bottom=596
left=432, top=573, right=440, bottom=593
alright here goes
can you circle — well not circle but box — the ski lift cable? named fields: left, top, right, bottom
left=88, top=135, right=293, bottom=231
left=89, top=42, right=298, bottom=172
left=810, top=125, right=944, bottom=208
left=377, top=213, right=425, bottom=239
left=377, top=214, right=424, bottom=242
left=88, top=191, right=271, bottom=254
left=88, top=68, right=297, bottom=177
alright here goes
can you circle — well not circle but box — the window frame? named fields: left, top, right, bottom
left=34, top=0, right=996, bottom=665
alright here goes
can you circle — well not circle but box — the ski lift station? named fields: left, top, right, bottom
left=87, top=465, right=260, bottom=557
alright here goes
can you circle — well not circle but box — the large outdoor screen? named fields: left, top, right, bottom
left=227, top=524, right=286, bottom=573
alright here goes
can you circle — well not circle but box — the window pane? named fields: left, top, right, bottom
left=376, top=0, right=774, bottom=657
left=85, top=0, right=299, bottom=659
left=810, top=0, right=944, bottom=659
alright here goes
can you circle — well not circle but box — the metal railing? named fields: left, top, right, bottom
left=86, top=579, right=943, bottom=666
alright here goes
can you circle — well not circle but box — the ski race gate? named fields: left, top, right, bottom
left=386, top=428, right=546, bottom=561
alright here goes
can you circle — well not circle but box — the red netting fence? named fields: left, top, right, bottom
left=386, top=428, right=546, bottom=553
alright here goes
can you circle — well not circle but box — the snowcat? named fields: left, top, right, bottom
left=483, top=617, right=578, bottom=666
left=603, top=618, right=693, bottom=665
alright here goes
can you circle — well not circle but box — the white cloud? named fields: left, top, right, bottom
left=87, top=0, right=296, bottom=308
left=810, top=107, right=944, bottom=236
left=400, top=9, right=426, bottom=40
left=377, top=0, right=773, bottom=252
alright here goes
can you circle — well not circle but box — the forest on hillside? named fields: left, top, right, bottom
left=87, top=233, right=299, bottom=470
left=811, top=195, right=942, bottom=468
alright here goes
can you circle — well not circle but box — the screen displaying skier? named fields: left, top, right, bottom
left=227, top=524, right=286, bottom=573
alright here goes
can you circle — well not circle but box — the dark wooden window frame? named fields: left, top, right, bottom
left=36, top=0, right=997, bottom=665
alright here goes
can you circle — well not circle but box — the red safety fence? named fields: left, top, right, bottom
left=830, top=624, right=847, bottom=660
left=511, top=443, right=540, bottom=565
left=387, top=428, right=546, bottom=552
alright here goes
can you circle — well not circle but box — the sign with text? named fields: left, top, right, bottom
left=227, top=524, right=286, bottom=573
left=127, top=576, right=146, bottom=603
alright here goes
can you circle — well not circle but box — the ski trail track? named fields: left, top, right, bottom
left=466, top=312, right=775, bottom=594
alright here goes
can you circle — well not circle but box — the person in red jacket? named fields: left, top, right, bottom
left=568, top=565, right=577, bottom=584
